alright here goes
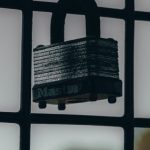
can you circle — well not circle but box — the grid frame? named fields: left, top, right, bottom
left=0, top=0, right=149, bottom=150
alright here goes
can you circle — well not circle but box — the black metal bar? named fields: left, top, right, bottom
left=0, top=0, right=21, bottom=9
left=20, top=122, right=31, bottom=150
left=134, top=118, right=150, bottom=127
left=32, top=1, right=127, bottom=19
left=0, top=112, right=20, bottom=123
left=1, top=113, right=150, bottom=128
left=124, top=125, right=134, bottom=150
left=97, top=7, right=126, bottom=19
left=124, top=0, right=134, bottom=124
left=0, top=1, right=150, bottom=21
left=20, top=1, right=32, bottom=116
left=125, top=0, right=134, bottom=11
left=134, top=11, right=150, bottom=21
left=30, top=114, right=125, bottom=126
left=32, top=1, right=57, bottom=12
left=124, top=0, right=134, bottom=150
left=19, top=0, right=32, bottom=149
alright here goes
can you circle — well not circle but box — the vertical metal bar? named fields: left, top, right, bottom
left=124, top=125, right=134, bottom=150
left=125, top=0, right=134, bottom=11
left=124, top=0, right=134, bottom=150
left=20, top=122, right=31, bottom=150
left=125, top=0, right=134, bottom=122
left=20, top=0, right=32, bottom=149
left=0, top=1, right=141, bottom=150
left=20, top=1, right=32, bottom=114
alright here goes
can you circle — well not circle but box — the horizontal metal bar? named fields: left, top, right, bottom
left=32, top=1, right=57, bottom=12
left=32, top=1, right=126, bottom=19
left=134, top=11, right=150, bottom=21
left=0, top=112, right=125, bottom=126
left=29, top=114, right=126, bottom=126
left=134, top=118, right=150, bottom=127
left=97, top=7, right=126, bottom=19
left=32, top=2, right=150, bottom=21
left=0, top=112, right=20, bottom=123
left=0, top=112, right=126, bottom=126
left=0, top=1, right=150, bottom=21
left=0, top=112, right=150, bottom=128
left=0, top=0, right=22, bottom=9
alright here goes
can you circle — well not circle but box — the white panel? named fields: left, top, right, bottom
left=31, top=125, right=124, bottom=150
left=65, top=14, right=86, bottom=41
left=31, top=16, right=125, bottom=117
left=95, top=0, right=125, bottom=9
left=135, top=0, right=150, bottom=12
left=0, top=123, right=20, bottom=150
left=0, top=9, right=22, bottom=112
left=134, top=128, right=150, bottom=150
left=32, top=12, right=51, bottom=49
left=134, top=21, right=150, bottom=118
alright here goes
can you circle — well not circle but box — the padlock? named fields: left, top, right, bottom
left=32, top=0, right=122, bottom=110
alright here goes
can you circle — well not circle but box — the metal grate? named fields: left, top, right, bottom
left=0, top=0, right=150, bottom=150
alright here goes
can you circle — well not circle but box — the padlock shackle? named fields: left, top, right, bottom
left=51, top=0, right=100, bottom=44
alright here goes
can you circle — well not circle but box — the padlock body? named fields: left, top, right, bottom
left=33, top=37, right=122, bottom=104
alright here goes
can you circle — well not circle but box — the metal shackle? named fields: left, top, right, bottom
left=51, top=0, right=100, bottom=44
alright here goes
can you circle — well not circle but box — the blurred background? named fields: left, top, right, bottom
left=30, top=125, right=124, bottom=150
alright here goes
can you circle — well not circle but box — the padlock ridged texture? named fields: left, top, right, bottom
left=33, top=37, right=119, bottom=85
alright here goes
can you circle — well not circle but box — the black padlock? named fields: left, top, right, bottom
left=32, top=0, right=122, bottom=110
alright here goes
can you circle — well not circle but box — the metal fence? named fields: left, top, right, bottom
left=0, top=0, right=149, bottom=150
